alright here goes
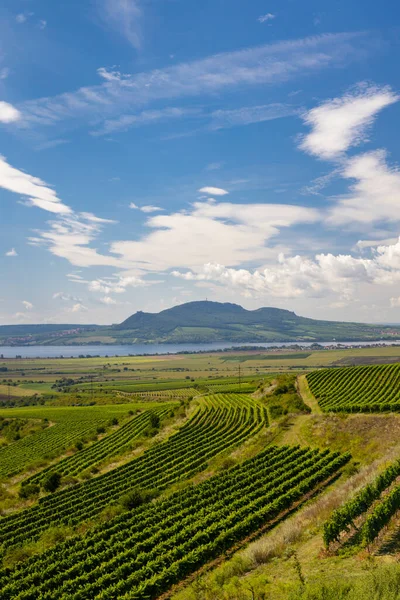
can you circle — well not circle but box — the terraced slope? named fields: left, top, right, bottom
left=0, top=394, right=267, bottom=553
left=0, top=445, right=349, bottom=600
left=306, top=363, right=400, bottom=412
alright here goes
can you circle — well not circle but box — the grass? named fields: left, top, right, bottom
left=297, top=374, right=322, bottom=414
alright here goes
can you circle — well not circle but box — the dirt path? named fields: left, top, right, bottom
left=297, top=374, right=322, bottom=414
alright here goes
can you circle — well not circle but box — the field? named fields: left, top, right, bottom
left=0, top=347, right=400, bottom=598
left=306, top=363, right=400, bottom=412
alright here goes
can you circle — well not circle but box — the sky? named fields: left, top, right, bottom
left=1, top=0, right=400, bottom=326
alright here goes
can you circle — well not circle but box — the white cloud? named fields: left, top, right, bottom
left=328, top=150, right=400, bottom=225
left=0, top=154, right=71, bottom=214
left=69, top=303, right=88, bottom=313
left=99, top=0, right=142, bottom=49
left=22, top=300, right=33, bottom=310
left=19, top=33, right=368, bottom=129
left=0, top=68, right=10, bottom=80
left=101, top=296, right=117, bottom=305
left=300, top=84, right=399, bottom=160
left=258, top=13, right=275, bottom=23
left=88, top=275, right=145, bottom=294
left=129, top=203, right=163, bottom=213
left=210, top=103, right=299, bottom=130
left=16, top=13, right=27, bottom=23
left=94, top=107, right=200, bottom=136
left=38, top=20, right=47, bottom=30
left=140, top=205, right=163, bottom=213
left=5, top=248, right=17, bottom=257
left=111, top=200, right=319, bottom=272
left=0, top=101, right=21, bottom=123
left=172, top=238, right=400, bottom=301
left=198, top=187, right=228, bottom=196
left=53, top=292, right=82, bottom=303
left=30, top=213, right=121, bottom=267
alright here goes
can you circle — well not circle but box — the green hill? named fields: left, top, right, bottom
left=1, top=301, right=399, bottom=345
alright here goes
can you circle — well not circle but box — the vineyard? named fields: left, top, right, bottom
left=0, top=445, right=349, bottom=599
left=306, top=363, right=400, bottom=412
left=324, top=458, right=400, bottom=549
left=0, top=394, right=267, bottom=554
left=24, top=407, right=171, bottom=485
left=0, top=404, right=170, bottom=479
left=2, top=350, right=400, bottom=599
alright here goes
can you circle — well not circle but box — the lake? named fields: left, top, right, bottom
left=0, top=340, right=399, bottom=359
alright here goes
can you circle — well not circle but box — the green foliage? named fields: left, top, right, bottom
left=42, top=472, right=61, bottom=493
left=0, top=394, right=268, bottom=553
left=323, top=458, right=400, bottom=547
left=18, top=484, right=40, bottom=499
left=307, top=363, right=400, bottom=413
left=120, top=487, right=158, bottom=510
left=0, top=444, right=349, bottom=598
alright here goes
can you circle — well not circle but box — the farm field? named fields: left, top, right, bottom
left=0, top=351, right=400, bottom=598
left=306, top=363, right=400, bottom=412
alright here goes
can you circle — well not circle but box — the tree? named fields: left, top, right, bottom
left=42, top=472, right=62, bottom=493
left=149, top=413, right=160, bottom=429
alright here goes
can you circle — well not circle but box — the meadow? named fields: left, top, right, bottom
left=0, top=346, right=400, bottom=598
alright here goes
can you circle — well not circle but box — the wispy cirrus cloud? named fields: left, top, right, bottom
left=97, top=0, right=142, bottom=49
left=93, top=102, right=298, bottom=136
left=17, top=32, right=371, bottom=132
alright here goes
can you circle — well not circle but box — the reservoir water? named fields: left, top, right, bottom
left=0, top=340, right=399, bottom=359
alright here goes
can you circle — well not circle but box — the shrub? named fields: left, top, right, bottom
left=42, top=472, right=62, bottom=493
left=18, top=484, right=40, bottom=499
left=120, top=488, right=158, bottom=510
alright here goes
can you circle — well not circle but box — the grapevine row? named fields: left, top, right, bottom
left=307, top=364, right=400, bottom=412
left=0, top=394, right=267, bottom=553
left=0, top=445, right=349, bottom=599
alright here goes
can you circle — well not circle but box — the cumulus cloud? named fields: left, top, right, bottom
left=300, top=84, right=399, bottom=160
left=22, top=300, right=33, bottom=310
left=0, top=155, right=71, bottom=214
left=88, top=274, right=146, bottom=294
left=198, top=187, right=228, bottom=196
left=0, top=101, right=21, bottom=123
left=172, top=238, right=400, bottom=301
left=5, top=248, right=17, bottom=257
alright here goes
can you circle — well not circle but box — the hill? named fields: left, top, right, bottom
left=111, top=300, right=400, bottom=343
left=1, top=301, right=400, bottom=345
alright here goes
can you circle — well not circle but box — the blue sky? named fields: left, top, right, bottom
left=1, top=0, right=400, bottom=325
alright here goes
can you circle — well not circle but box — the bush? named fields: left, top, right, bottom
left=149, top=413, right=160, bottom=429
left=18, top=484, right=40, bottom=499
left=42, top=472, right=62, bottom=493
left=120, top=488, right=158, bottom=510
